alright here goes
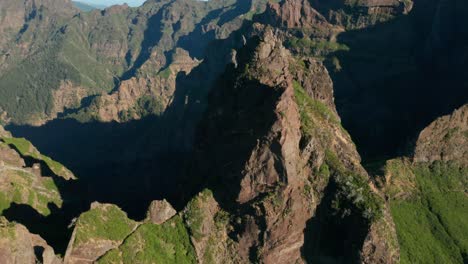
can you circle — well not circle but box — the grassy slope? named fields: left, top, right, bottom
left=388, top=161, right=467, bottom=263
left=1, top=137, right=73, bottom=179
left=74, top=204, right=137, bottom=245
left=97, top=216, right=196, bottom=264
left=0, top=138, right=65, bottom=215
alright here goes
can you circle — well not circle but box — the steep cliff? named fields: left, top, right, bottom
left=186, top=25, right=396, bottom=263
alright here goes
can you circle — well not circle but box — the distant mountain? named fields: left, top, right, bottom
left=72, top=1, right=106, bottom=11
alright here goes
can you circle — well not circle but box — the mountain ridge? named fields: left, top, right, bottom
left=0, top=0, right=466, bottom=263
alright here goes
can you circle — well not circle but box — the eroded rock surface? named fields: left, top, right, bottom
left=414, top=104, right=468, bottom=166
left=146, top=199, right=177, bottom=224
left=0, top=217, right=61, bottom=264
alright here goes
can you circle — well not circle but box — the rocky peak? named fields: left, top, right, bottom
left=190, top=23, right=395, bottom=263
left=146, top=199, right=177, bottom=224
left=413, top=104, right=468, bottom=166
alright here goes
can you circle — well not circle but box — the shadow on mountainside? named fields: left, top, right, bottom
left=4, top=20, right=249, bottom=254
left=5, top=87, right=195, bottom=254
left=322, top=0, right=468, bottom=162
left=3, top=203, right=83, bottom=254
left=302, top=178, right=369, bottom=264
left=0, top=145, right=87, bottom=253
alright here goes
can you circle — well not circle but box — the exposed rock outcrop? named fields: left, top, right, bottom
left=414, top=104, right=468, bottom=166
left=309, top=0, right=411, bottom=28
left=146, top=199, right=177, bottom=224
left=87, top=48, right=201, bottom=122
left=0, top=217, right=61, bottom=264
left=191, top=26, right=396, bottom=263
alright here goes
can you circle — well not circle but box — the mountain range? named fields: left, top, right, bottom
left=0, top=0, right=466, bottom=263
left=72, top=1, right=108, bottom=11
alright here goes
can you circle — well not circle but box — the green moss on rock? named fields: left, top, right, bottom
left=1, top=137, right=74, bottom=179
left=74, top=204, right=137, bottom=245
left=97, top=216, right=196, bottom=264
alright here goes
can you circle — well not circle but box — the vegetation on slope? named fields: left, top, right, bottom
left=1, top=137, right=74, bottom=179
left=293, top=80, right=383, bottom=222
left=74, top=204, right=138, bottom=245
left=0, top=136, right=65, bottom=216
left=387, top=161, right=467, bottom=264
left=0, top=170, right=62, bottom=216
left=97, top=216, right=196, bottom=264
left=286, top=37, right=350, bottom=57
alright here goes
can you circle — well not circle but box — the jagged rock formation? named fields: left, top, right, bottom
left=0, top=217, right=61, bottom=264
left=187, top=24, right=397, bottom=263
left=414, top=104, right=468, bottom=166
left=146, top=199, right=177, bottom=224
left=0, top=0, right=466, bottom=263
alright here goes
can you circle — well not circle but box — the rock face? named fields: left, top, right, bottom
left=414, top=104, right=468, bottom=166
left=263, top=0, right=330, bottom=30
left=309, top=0, right=410, bottom=28
left=182, top=190, right=238, bottom=264
left=0, top=217, right=60, bottom=264
left=146, top=199, right=177, bottom=224
left=190, top=24, right=395, bottom=263
left=82, top=48, right=201, bottom=122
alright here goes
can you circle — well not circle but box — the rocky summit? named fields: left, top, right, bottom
left=0, top=0, right=466, bottom=263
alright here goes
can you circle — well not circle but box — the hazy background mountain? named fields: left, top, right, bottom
left=78, top=0, right=146, bottom=7
left=72, top=1, right=107, bottom=10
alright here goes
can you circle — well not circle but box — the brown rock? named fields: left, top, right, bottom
left=146, top=199, right=177, bottom=224
left=0, top=217, right=61, bottom=264
left=361, top=204, right=400, bottom=264
left=414, top=104, right=468, bottom=166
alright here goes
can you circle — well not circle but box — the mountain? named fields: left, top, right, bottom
left=383, top=105, right=467, bottom=263
left=0, top=0, right=271, bottom=125
left=0, top=0, right=466, bottom=263
left=72, top=1, right=107, bottom=11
